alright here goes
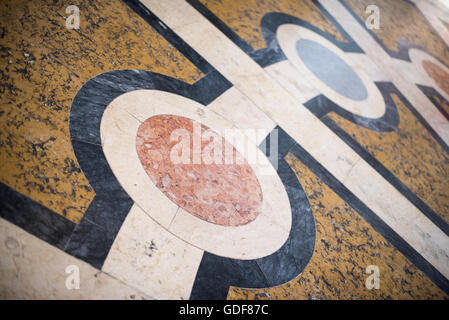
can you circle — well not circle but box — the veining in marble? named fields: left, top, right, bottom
left=136, top=114, right=263, bottom=226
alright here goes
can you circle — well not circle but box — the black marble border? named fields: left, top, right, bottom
left=187, top=0, right=363, bottom=68
left=287, top=141, right=449, bottom=296
left=418, top=85, right=449, bottom=121
left=68, top=69, right=231, bottom=269
left=0, top=182, right=76, bottom=250
left=304, top=82, right=449, bottom=237
left=190, top=127, right=316, bottom=299
left=123, top=0, right=215, bottom=75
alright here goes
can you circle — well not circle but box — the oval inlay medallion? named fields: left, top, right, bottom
left=136, top=115, right=263, bottom=226
left=296, top=38, right=368, bottom=101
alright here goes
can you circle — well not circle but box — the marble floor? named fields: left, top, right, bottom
left=1, top=0, right=449, bottom=300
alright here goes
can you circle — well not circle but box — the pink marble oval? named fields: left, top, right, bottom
left=136, top=115, right=263, bottom=226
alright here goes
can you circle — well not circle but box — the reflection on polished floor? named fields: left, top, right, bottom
left=1, top=0, right=449, bottom=299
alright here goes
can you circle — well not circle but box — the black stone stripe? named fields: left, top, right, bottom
left=123, top=0, right=215, bottom=75
left=186, top=0, right=254, bottom=54
left=0, top=182, right=76, bottom=250
left=304, top=82, right=449, bottom=237
left=418, top=85, right=449, bottom=122
left=287, top=143, right=449, bottom=295
left=190, top=127, right=316, bottom=299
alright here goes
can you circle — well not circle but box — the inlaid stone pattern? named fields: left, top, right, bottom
left=136, top=115, right=263, bottom=227
left=422, top=60, right=449, bottom=96
left=198, top=0, right=346, bottom=50
left=227, top=152, right=448, bottom=300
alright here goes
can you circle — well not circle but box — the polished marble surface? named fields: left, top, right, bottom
left=136, top=114, right=263, bottom=226
left=1, top=0, right=449, bottom=300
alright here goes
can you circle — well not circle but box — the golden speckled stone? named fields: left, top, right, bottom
left=227, top=153, right=448, bottom=300
left=328, top=94, right=449, bottom=225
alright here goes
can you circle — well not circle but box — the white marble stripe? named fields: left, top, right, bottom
left=207, top=87, right=277, bottom=145
left=319, top=0, right=449, bottom=144
left=0, top=217, right=152, bottom=300
left=102, top=204, right=204, bottom=300
left=140, top=0, right=449, bottom=279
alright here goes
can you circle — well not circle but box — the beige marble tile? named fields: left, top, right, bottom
left=102, top=204, right=203, bottom=300
left=345, top=52, right=391, bottom=82
left=265, top=60, right=321, bottom=104
left=0, top=217, right=152, bottom=300
left=392, top=58, right=434, bottom=87
left=140, top=0, right=199, bottom=30
left=142, top=0, right=449, bottom=280
left=207, top=87, right=277, bottom=144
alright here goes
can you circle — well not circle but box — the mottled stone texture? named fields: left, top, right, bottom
left=198, top=0, right=346, bottom=50
left=328, top=94, right=449, bottom=225
left=0, top=0, right=203, bottom=223
left=227, top=153, right=447, bottom=300
left=422, top=60, right=449, bottom=96
left=136, top=115, right=262, bottom=226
